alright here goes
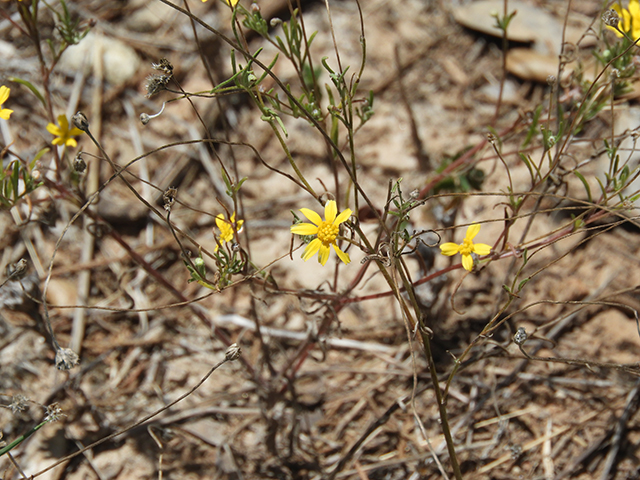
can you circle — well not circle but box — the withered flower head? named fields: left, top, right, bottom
left=72, top=111, right=89, bottom=132
left=55, top=347, right=80, bottom=370
left=152, top=58, right=174, bottom=76
left=145, top=74, right=171, bottom=98
left=73, top=153, right=87, bottom=173
left=163, top=186, right=177, bottom=211
left=225, top=343, right=242, bottom=361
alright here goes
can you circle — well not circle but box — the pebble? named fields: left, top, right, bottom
left=59, top=32, right=140, bottom=87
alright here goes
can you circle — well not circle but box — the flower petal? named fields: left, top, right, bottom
left=58, top=114, right=69, bottom=131
left=318, top=243, right=331, bottom=265
left=0, top=108, right=12, bottom=120
left=465, top=224, right=481, bottom=241
left=52, top=137, right=64, bottom=146
left=66, top=138, right=78, bottom=148
left=70, top=127, right=84, bottom=137
left=46, top=123, right=61, bottom=136
left=215, top=213, right=226, bottom=230
left=439, top=242, right=461, bottom=256
left=302, top=238, right=321, bottom=261
left=291, top=223, right=319, bottom=235
left=334, top=208, right=352, bottom=225
left=0, top=86, right=9, bottom=104
left=461, top=253, right=474, bottom=272
left=333, top=243, right=351, bottom=264
left=622, top=9, right=632, bottom=33
left=324, top=200, right=337, bottom=223
left=299, top=208, right=322, bottom=226
left=472, top=243, right=492, bottom=256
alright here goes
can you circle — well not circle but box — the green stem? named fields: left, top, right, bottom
left=0, top=420, right=48, bottom=457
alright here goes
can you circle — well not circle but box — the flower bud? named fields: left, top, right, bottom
left=514, top=327, right=528, bottom=346
left=73, top=153, right=87, bottom=173
left=55, top=347, right=80, bottom=370
left=602, top=9, right=620, bottom=28
left=225, top=343, right=242, bottom=361
left=72, top=111, right=89, bottom=132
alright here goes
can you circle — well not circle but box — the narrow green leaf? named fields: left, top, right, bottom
left=521, top=105, right=542, bottom=148
left=32, top=147, right=50, bottom=168
left=11, top=161, right=19, bottom=202
left=518, top=152, right=534, bottom=183
left=596, top=177, right=607, bottom=203
left=518, top=278, right=529, bottom=291
left=573, top=171, right=592, bottom=203
left=9, top=77, right=46, bottom=109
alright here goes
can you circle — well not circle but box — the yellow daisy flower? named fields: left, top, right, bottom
left=46, top=114, right=83, bottom=147
left=608, top=0, right=640, bottom=39
left=214, top=212, right=243, bottom=252
left=0, top=86, right=14, bottom=120
left=291, top=200, right=351, bottom=266
left=201, top=0, right=240, bottom=6
left=439, top=223, right=492, bottom=272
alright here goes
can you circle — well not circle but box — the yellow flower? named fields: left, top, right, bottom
left=201, top=0, right=240, bottom=6
left=214, top=212, right=243, bottom=252
left=291, top=200, right=351, bottom=266
left=46, top=114, right=83, bottom=147
left=0, top=86, right=13, bottom=120
left=608, top=0, right=640, bottom=38
left=439, top=223, right=492, bottom=272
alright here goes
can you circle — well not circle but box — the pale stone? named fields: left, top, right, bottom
left=59, top=32, right=140, bottom=86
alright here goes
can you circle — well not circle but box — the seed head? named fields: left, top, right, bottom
left=602, top=9, right=620, bottom=28
left=225, top=343, right=242, bottom=361
left=55, top=347, right=80, bottom=370
left=44, top=403, right=65, bottom=423
left=152, top=58, right=174, bottom=76
left=72, top=111, right=89, bottom=132
left=10, top=258, right=28, bottom=280
left=9, top=394, right=29, bottom=414
left=73, top=153, right=87, bottom=173
left=163, top=186, right=177, bottom=211
left=145, top=74, right=170, bottom=98
left=514, top=327, right=528, bottom=346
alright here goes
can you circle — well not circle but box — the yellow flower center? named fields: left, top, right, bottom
left=459, top=238, right=474, bottom=256
left=317, top=221, right=339, bottom=243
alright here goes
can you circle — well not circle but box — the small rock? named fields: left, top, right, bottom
left=453, top=0, right=590, bottom=55
left=59, top=32, right=140, bottom=87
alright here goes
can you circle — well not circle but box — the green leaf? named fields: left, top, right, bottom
left=521, top=104, right=542, bottom=148
left=275, top=35, right=287, bottom=56
left=619, top=164, right=630, bottom=187
left=257, top=53, right=279, bottom=84
left=573, top=171, right=592, bottom=204
left=9, top=77, right=46, bottom=109
left=517, top=278, right=529, bottom=292
left=596, top=177, right=607, bottom=203
left=518, top=152, right=535, bottom=184
left=274, top=114, right=288, bottom=137
left=32, top=148, right=49, bottom=168
left=11, top=161, right=20, bottom=202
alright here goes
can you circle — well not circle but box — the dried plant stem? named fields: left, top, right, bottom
left=32, top=350, right=239, bottom=478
